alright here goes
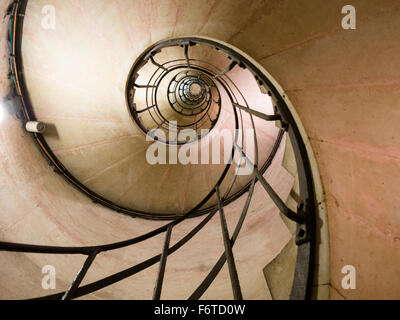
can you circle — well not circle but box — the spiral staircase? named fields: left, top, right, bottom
left=0, top=0, right=329, bottom=300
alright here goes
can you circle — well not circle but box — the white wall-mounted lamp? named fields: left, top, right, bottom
left=25, top=121, right=46, bottom=133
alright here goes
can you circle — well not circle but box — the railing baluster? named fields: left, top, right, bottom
left=189, top=178, right=256, bottom=300
left=184, top=44, right=190, bottom=67
left=233, top=103, right=281, bottom=121
left=149, top=56, right=168, bottom=71
left=206, top=111, right=213, bottom=123
left=62, top=250, right=98, bottom=300
left=235, top=144, right=305, bottom=224
left=253, top=167, right=304, bottom=223
left=137, top=104, right=156, bottom=113
left=213, top=61, right=237, bottom=79
left=156, top=119, right=167, bottom=130
left=215, top=186, right=243, bottom=300
left=153, top=225, right=173, bottom=300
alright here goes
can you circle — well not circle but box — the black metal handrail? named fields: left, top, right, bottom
left=2, top=0, right=317, bottom=300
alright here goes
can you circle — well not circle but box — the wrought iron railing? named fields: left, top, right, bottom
left=129, top=65, right=222, bottom=144
left=1, top=0, right=316, bottom=300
